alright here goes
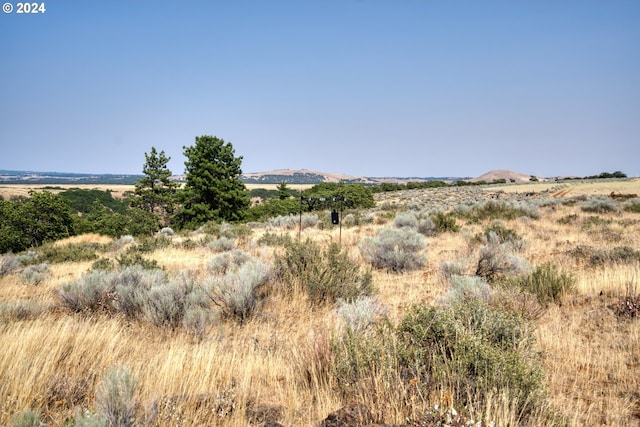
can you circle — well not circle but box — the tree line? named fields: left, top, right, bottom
left=0, top=135, right=375, bottom=253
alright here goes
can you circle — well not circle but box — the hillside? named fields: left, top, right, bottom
left=471, top=169, right=543, bottom=183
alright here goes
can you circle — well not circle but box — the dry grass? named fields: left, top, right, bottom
left=1, top=182, right=639, bottom=425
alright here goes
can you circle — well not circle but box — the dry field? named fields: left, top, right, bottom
left=1, top=181, right=639, bottom=426
left=0, top=184, right=136, bottom=200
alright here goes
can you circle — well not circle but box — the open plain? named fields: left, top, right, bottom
left=1, top=179, right=639, bottom=426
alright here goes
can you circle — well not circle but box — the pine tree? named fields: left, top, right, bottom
left=174, top=135, right=250, bottom=228
left=133, top=147, right=178, bottom=226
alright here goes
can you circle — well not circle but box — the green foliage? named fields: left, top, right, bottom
left=431, top=211, right=460, bottom=233
left=474, top=221, right=522, bottom=247
left=397, top=300, right=543, bottom=415
left=0, top=191, right=75, bottom=253
left=95, top=365, right=138, bottom=427
left=59, top=188, right=128, bottom=214
left=132, top=147, right=178, bottom=227
left=303, top=182, right=375, bottom=209
left=73, top=200, right=157, bottom=237
left=246, top=198, right=300, bottom=222
left=34, top=242, right=103, bottom=264
left=501, top=263, right=574, bottom=305
left=256, top=231, right=294, bottom=247
left=174, top=135, right=250, bottom=228
left=117, top=247, right=160, bottom=270
left=275, top=240, right=373, bottom=304
left=359, top=227, right=426, bottom=272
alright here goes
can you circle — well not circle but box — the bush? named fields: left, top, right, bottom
left=581, top=197, right=621, bottom=214
left=9, top=409, right=42, bottom=427
left=206, top=236, right=235, bottom=252
left=397, top=300, right=543, bottom=416
left=59, top=267, right=165, bottom=316
left=336, top=296, right=388, bottom=334
left=256, top=231, right=294, bottom=247
left=0, top=254, right=21, bottom=276
left=35, top=242, right=102, bottom=264
left=207, top=249, right=252, bottom=274
left=359, top=227, right=426, bottom=272
left=475, top=241, right=529, bottom=283
left=455, top=200, right=539, bottom=222
left=501, top=263, right=574, bottom=305
left=95, top=365, right=138, bottom=427
left=393, top=211, right=418, bottom=229
left=117, top=247, right=160, bottom=270
left=205, top=256, right=272, bottom=322
left=275, top=240, right=373, bottom=303
left=623, top=198, right=640, bottom=213
left=0, top=300, right=43, bottom=322
left=431, top=211, right=460, bottom=233
left=21, top=262, right=49, bottom=285
left=141, top=276, right=209, bottom=329
left=443, top=274, right=493, bottom=304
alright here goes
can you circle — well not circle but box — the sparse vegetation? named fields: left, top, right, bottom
left=1, top=179, right=639, bottom=426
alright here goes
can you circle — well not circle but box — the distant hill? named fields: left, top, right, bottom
left=471, top=169, right=544, bottom=183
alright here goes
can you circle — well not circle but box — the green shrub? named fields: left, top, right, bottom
left=359, top=227, right=426, bottom=272
left=431, top=211, right=460, bottom=233
left=35, top=242, right=102, bottom=264
left=256, top=231, right=294, bottom=247
left=95, top=365, right=138, bottom=427
left=276, top=240, right=373, bottom=303
left=501, top=263, right=574, bottom=305
left=557, top=214, right=579, bottom=225
left=91, top=258, right=115, bottom=271
left=117, top=247, right=160, bottom=270
left=397, top=300, right=543, bottom=416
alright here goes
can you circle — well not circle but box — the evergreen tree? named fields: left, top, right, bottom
left=277, top=181, right=292, bottom=200
left=174, top=135, right=250, bottom=228
left=133, top=147, right=178, bottom=226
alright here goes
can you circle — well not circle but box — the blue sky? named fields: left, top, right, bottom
left=1, top=1, right=638, bottom=178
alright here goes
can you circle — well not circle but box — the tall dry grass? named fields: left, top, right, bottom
left=1, top=183, right=639, bottom=425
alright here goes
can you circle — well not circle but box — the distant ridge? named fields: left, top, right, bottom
left=241, top=169, right=462, bottom=185
left=0, top=169, right=464, bottom=185
left=0, top=170, right=142, bottom=185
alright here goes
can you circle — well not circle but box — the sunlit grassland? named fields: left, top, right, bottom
left=1, top=183, right=639, bottom=425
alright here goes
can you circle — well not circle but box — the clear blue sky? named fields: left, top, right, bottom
left=1, top=1, right=638, bottom=178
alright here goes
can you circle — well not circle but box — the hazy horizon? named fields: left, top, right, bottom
left=2, top=1, right=638, bottom=178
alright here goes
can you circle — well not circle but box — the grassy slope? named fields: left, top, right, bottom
left=1, top=183, right=639, bottom=425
